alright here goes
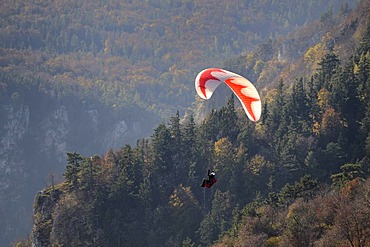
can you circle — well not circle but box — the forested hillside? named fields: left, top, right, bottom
left=0, top=0, right=358, bottom=116
left=22, top=15, right=370, bottom=246
left=1, top=0, right=367, bottom=246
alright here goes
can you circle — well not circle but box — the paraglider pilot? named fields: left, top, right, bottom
left=200, top=169, right=217, bottom=188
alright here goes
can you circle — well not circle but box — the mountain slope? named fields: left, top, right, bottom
left=23, top=3, right=370, bottom=245
left=0, top=0, right=364, bottom=245
left=0, top=0, right=358, bottom=115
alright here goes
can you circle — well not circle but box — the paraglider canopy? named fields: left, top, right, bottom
left=195, top=68, right=262, bottom=122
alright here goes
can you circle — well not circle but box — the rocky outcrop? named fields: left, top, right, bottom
left=39, top=105, right=69, bottom=163
left=0, top=104, right=29, bottom=190
left=0, top=101, right=159, bottom=246
left=31, top=186, right=63, bottom=247
left=0, top=104, right=30, bottom=245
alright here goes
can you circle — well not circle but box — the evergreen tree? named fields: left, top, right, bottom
left=64, top=152, right=83, bottom=191
left=199, top=190, right=236, bottom=245
left=168, top=111, right=184, bottom=180
left=151, top=123, right=174, bottom=199
left=285, top=78, right=310, bottom=133
left=357, top=51, right=370, bottom=160
left=317, top=52, right=340, bottom=90
left=267, top=78, right=286, bottom=135
left=152, top=123, right=173, bottom=172
left=78, top=156, right=102, bottom=194
left=276, top=128, right=300, bottom=186
left=115, top=145, right=140, bottom=193
left=183, top=114, right=198, bottom=183
left=237, top=118, right=261, bottom=159
left=337, top=63, right=363, bottom=160
left=196, top=114, right=217, bottom=175
left=219, top=95, right=239, bottom=143
left=307, top=76, right=320, bottom=129
left=331, top=163, right=365, bottom=187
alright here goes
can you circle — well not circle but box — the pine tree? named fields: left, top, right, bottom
left=219, top=95, right=239, bottom=143
left=317, top=52, right=340, bottom=90
left=152, top=123, right=173, bottom=171
left=357, top=52, right=370, bottom=160
left=286, top=78, right=310, bottom=133
left=64, top=152, right=83, bottom=191
left=168, top=111, right=183, bottom=179
left=151, top=123, right=174, bottom=199
left=78, top=155, right=102, bottom=194
left=276, top=128, right=300, bottom=186
left=331, top=163, right=365, bottom=187
left=307, top=76, right=320, bottom=133
left=340, top=63, right=363, bottom=159
left=268, top=79, right=288, bottom=142
left=115, top=145, right=140, bottom=192
left=199, top=190, right=235, bottom=245
left=183, top=114, right=198, bottom=182
left=196, top=112, right=218, bottom=174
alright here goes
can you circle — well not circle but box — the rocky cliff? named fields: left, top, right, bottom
left=0, top=98, right=159, bottom=245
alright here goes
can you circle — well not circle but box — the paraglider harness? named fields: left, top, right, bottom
left=200, top=169, right=217, bottom=188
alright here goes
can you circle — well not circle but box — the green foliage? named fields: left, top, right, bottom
left=64, top=152, right=83, bottom=190
left=331, top=163, right=365, bottom=187
left=20, top=1, right=370, bottom=246
left=199, top=190, right=236, bottom=245
left=278, top=175, right=319, bottom=207
left=32, top=53, right=370, bottom=245
left=0, top=0, right=358, bottom=121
